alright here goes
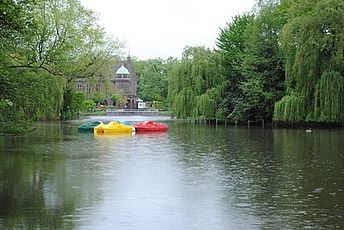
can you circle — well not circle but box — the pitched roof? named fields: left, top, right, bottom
left=115, top=64, right=130, bottom=75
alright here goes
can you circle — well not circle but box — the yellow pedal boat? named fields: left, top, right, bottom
left=94, top=121, right=134, bottom=135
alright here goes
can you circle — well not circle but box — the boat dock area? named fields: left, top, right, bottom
left=106, top=109, right=163, bottom=116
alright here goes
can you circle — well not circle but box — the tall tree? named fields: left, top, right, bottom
left=238, top=4, right=286, bottom=122
left=216, top=14, right=254, bottom=121
left=134, top=57, right=178, bottom=108
left=216, top=2, right=288, bottom=123
left=168, top=46, right=227, bottom=118
left=3, top=0, right=120, bottom=79
left=274, top=0, right=344, bottom=123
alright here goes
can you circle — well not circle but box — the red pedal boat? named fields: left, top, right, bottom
left=134, top=121, right=168, bottom=133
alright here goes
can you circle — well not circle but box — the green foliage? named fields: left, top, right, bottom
left=0, top=69, right=64, bottom=116
left=216, top=14, right=254, bottom=121
left=313, top=71, right=344, bottom=122
left=0, top=69, right=65, bottom=134
left=0, top=0, right=122, bottom=133
left=110, top=90, right=126, bottom=106
left=83, top=100, right=96, bottom=112
left=168, top=46, right=227, bottom=119
left=3, top=0, right=121, bottom=79
left=216, top=14, right=254, bottom=76
left=134, top=57, right=178, bottom=108
left=217, top=5, right=285, bottom=122
left=0, top=0, right=34, bottom=43
left=61, top=90, right=85, bottom=119
left=217, top=0, right=344, bottom=124
left=274, top=0, right=344, bottom=123
left=151, top=101, right=164, bottom=110
left=274, top=93, right=306, bottom=122
left=240, top=5, right=286, bottom=121
left=91, top=92, right=106, bottom=104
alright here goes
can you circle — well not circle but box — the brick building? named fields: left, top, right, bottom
left=75, top=56, right=138, bottom=108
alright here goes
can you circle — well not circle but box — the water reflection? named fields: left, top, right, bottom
left=0, top=122, right=343, bottom=229
left=0, top=122, right=76, bottom=229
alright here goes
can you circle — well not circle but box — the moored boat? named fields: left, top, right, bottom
left=94, top=121, right=134, bottom=135
left=134, top=121, right=168, bottom=133
left=78, top=120, right=103, bottom=132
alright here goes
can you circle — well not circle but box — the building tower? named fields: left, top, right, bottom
left=113, top=56, right=138, bottom=108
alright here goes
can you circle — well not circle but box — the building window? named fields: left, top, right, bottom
left=86, top=84, right=90, bottom=94
left=77, top=83, right=83, bottom=91
left=96, top=84, right=101, bottom=92
left=116, top=74, right=130, bottom=79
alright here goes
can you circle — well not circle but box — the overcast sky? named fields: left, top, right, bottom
left=80, top=0, right=256, bottom=60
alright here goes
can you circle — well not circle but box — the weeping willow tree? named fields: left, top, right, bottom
left=274, top=0, right=344, bottom=123
left=20, top=72, right=65, bottom=121
left=0, top=69, right=65, bottom=134
left=314, top=71, right=344, bottom=122
left=168, top=46, right=227, bottom=119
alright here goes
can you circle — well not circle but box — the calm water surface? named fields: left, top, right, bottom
left=0, top=117, right=344, bottom=229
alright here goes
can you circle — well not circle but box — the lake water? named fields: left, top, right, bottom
left=0, top=117, right=343, bottom=229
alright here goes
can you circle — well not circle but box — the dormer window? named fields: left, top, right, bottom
left=117, top=74, right=128, bottom=79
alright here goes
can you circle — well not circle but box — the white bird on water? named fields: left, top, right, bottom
left=306, top=128, right=312, bottom=133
